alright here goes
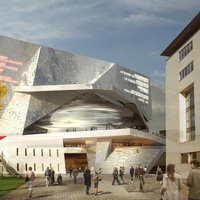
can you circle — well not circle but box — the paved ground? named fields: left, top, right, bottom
left=0, top=174, right=189, bottom=200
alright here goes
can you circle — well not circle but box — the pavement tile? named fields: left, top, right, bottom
left=0, top=174, right=189, bottom=200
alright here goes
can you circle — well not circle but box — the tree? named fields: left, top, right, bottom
left=0, top=81, right=7, bottom=109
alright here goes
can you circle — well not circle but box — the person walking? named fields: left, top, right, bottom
left=119, top=166, right=125, bottom=184
left=187, top=159, right=200, bottom=200
left=144, top=166, right=147, bottom=177
left=44, top=166, right=50, bottom=187
left=135, top=167, right=139, bottom=179
left=69, top=167, right=73, bottom=178
left=130, top=166, right=134, bottom=181
left=91, top=166, right=102, bottom=195
left=156, top=166, right=163, bottom=184
left=160, top=163, right=183, bottom=200
left=83, top=166, right=92, bottom=195
left=73, top=168, right=79, bottom=184
left=112, top=167, right=120, bottom=185
left=138, top=164, right=145, bottom=192
left=50, top=167, right=55, bottom=185
left=26, top=166, right=35, bottom=199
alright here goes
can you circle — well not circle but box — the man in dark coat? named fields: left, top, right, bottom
left=130, top=166, right=134, bottom=181
left=83, top=167, right=92, bottom=195
left=112, top=167, right=120, bottom=185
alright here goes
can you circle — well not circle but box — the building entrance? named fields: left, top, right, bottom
left=65, top=153, right=88, bottom=173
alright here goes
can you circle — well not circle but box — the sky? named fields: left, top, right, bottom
left=0, top=0, right=200, bottom=132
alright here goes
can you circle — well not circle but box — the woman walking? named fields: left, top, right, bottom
left=160, top=163, right=183, bottom=200
left=156, top=166, right=163, bottom=184
left=91, top=166, right=102, bottom=195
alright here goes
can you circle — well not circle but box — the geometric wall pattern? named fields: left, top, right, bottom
left=0, top=35, right=152, bottom=136
left=0, top=35, right=166, bottom=175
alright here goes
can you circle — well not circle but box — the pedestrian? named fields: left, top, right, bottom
left=57, top=173, right=62, bottom=185
left=83, top=166, right=92, bottom=195
left=187, top=159, right=200, bottom=200
left=112, top=167, right=120, bottom=185
left=26, top=166, right=35, bottom=199
left=156, top=166, right=163, bottom=184
left=44, top=166, right=50, bottom=187
left=50, top=167, right=55, bottom=185
left=91, top=166, right=102, bottom=195
left=135, top=167, right=138, bottom=178
left=130, top=166, right=134, bottom=181
left=160, top=163, right=183, bottom=200
left=69, top=167, right=73, bottom=178
left=73, top=168, right=79, bottom=184
left=119, top=166, right=125, bottom=184
left=144, top=166, right=147, bottom=178
left=138, top=164, right=145, bottom=192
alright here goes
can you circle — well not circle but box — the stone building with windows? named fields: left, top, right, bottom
left=161, top=12, right=200, bottom=177
left=0, top=35, right=165, bottom=175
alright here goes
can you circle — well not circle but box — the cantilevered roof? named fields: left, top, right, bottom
left=161, top=12, right=200, bottom=57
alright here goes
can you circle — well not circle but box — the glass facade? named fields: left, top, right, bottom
left=186, top=88, right=195, bottom=141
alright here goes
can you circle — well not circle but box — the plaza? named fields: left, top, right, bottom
left=0, top=173, right=189, bottom=200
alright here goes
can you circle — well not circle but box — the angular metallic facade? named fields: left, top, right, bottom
left=0, top=35, right=152, bottom=135
left=0, top=35, right=165, bottom=175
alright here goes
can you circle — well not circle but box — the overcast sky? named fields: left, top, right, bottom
left=0, top=1, right=199, bottom=132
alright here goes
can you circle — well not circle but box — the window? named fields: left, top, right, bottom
left=42, top=164, right=44, bottom=171
left=186, top=88, right=195, bottom=141
left=179, top=62, right=193, bottom=81
left=34, top=163, right=36, bottom=171
left=180, top=86, right=195, bottom=143
left=33, top=149, right=35, bottom=156
left=57, top=149, right=59, bottom=157
left=49, top=149, right=51, bottom=157
left=16, top=148, right=19, bottom=156
left=41, top=149, right=44, bottom=157
left=17, top=163, right=19, bottom=171
left=181, top=153, right=188, bottom=163
left=57, top=164, right=60, bottom=171
left=25, top=148, right=27, bottom=156
left=179, top=41, right=193, bottom=61
left=25, top=163, right=28, bottom=171
left=181, top=152, right=198, bottom=163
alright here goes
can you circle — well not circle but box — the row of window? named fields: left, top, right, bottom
left=179, top=62, right=193, bottom=81
left=179, top=41, right=193, bottom=61
left=17, top=163, right=60, bottom=172
left=16, top=148, right=60, bottom=157
left=181, top=151, right=200, bottom=163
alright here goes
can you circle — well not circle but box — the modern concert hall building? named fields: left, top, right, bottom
left=0, top=35, right=165, bottom=175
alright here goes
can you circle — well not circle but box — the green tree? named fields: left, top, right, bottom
left=0, top=81, right=7, bottom=109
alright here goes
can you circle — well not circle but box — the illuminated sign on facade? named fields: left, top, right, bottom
left=120, top=70, right=149, bottom=104
left=0, top=55, right=23, bottom=84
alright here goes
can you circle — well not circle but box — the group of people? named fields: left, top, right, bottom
left=44, top=166, right=62, bottom=187
left=25, top=160, right=200, bottom=199
left=129, top=165, right=147, bottom=180
left=25, top=166, right=62, bottom=198
left=83, top=166, right=102, bottom=195
left=111, top=164, right=146, bottom=192
left=112, top=166, right=125, bottom=185
left=159, top=159, right=200, bottom=200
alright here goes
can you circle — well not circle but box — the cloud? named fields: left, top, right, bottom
left=1, top=0, right=199, bottom=43
left=153, top=70, right=165, bottom=78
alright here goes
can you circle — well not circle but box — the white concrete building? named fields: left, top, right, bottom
left=161, top=12, right=200, bottom=178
